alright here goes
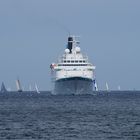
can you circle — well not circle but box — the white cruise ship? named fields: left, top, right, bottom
left=50, top=36, right=96, bottom=95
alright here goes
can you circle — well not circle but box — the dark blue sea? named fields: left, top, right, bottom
left=0, top=91, right=140, bottom=140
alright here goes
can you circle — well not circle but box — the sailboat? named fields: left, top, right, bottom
left=1, top=82, right=7, bottom=93
left=16, top=79, right=22, bottom=92
left=106, top=82, right=109, bottom=91
left=35, top=83, right=40, bottom=93
left=93, top=79, right=98, bottom=91
left=118, top=85, right=121, bottom=91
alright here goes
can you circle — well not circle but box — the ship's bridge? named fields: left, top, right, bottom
left=55, top=36, right=95, bottom=69
left=58, top=55, right=89, bottom=63
left=56, top=53, right=95, bottom=70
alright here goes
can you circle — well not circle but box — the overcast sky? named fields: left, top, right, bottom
left=0, top=0, right=140, bottom=91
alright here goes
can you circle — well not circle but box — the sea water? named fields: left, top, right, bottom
left=0, top=92, right=140, bottom=140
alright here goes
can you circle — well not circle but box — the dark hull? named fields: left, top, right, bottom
left=53, top=77, right=93, bottom=95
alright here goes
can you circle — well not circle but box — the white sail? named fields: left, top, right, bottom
left=94, top=83, right=98, bottom=91
left=118, top=85, right=121, bottom=90
left=93, top=79, right=98, bottom=91
left=35, top=83, right=40, bottom=93
left=16, top=79, right=22, bottom=92
left=106, top=82, right=109, bottom=91
left=1, top=82, right=7, bottom=93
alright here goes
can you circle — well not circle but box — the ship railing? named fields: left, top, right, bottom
left=57, top=54, right=88, bottom=60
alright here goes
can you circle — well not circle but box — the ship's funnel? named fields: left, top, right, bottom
left=67, top=37, right=73, bottom=53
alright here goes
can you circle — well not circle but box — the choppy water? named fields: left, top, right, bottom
left=0, top=92, right=140, bottom=140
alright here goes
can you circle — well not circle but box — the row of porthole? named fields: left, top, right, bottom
left=62, top=60, right=87, bottom=63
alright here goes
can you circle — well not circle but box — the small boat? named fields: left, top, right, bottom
left=1, top=82, right=7, bottom=93
left=35, top=83, right=40, bottom=93
left=118, top=85, right=121, bottom=91
left=93, top=79, right=98, bottom=91
left=16, top=79, right=22, bottom=92
left=106, top=82, right=109, bottom=91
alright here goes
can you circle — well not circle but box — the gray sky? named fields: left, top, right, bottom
left=0, top=0, right=140, bottom=91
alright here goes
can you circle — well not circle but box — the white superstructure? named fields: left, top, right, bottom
left=50, top=36, right=96, bottom=94
left=51, top=36, right=95, bottom=80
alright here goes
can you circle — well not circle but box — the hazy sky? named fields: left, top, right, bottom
left=0, top=0, right=140, bottom=91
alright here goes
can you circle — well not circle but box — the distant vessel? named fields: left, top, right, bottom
left=93, top=79, right=98, bottom=91
left=35, top=83, right=40, bottom=93
left=118, top=85, right=121, bottom=91
left=106, top=82, right=109, bottom=91
left=50, top=36, right=96, bottom=95
left=16, top=79, right=22, bottom=92
left=1, top=82, right=7, bottom=93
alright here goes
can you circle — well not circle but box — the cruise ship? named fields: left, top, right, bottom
left=50, top=36, right=96, bottom=95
